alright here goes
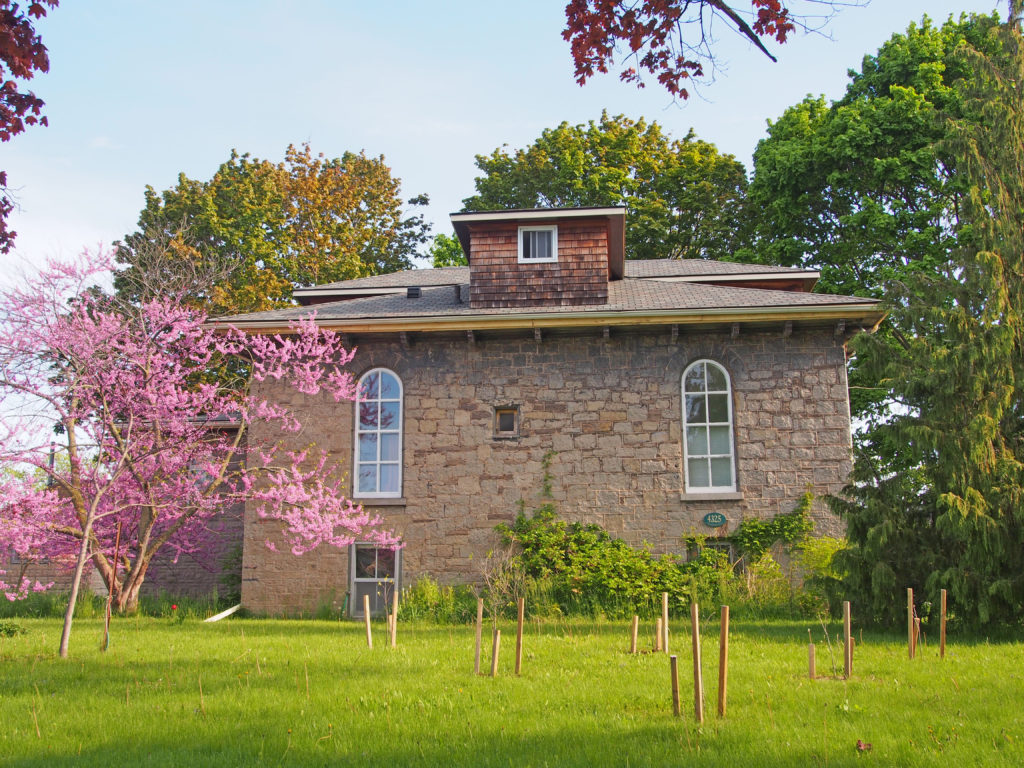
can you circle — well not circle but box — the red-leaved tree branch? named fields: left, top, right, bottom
left=0, top=0, right=58, bottom=252
left=563, top=0, right=856, bottom=99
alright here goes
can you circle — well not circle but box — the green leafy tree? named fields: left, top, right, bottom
left=428, top=232, right=466, bottom=268
left=115, top=144, right=430, bottom=315
left=742, top=13, right=1002, bottom=421
left=832, top=5, right=1024, bottom=627
left=463, top=112, right=748, bottom=261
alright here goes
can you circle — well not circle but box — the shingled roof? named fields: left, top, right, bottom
left=292, top=259, right=817, bottom=299
left=217, top=269, right=883, bottom=334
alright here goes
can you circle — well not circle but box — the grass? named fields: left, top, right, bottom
left=0, top=614, right=1022, bottom=766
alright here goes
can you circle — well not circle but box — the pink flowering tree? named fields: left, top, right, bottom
left=0, top=252, right=397, bottom=657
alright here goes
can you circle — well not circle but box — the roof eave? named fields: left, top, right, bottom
left=213, top=302, right=886, bottom=335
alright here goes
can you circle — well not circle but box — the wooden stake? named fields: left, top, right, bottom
left=808, top=640, right=816, bottom=680
left=103, top=520, right=123, bottom=653
left=474, top=597, right=484, bottom=675
left=390, top=588, right=398, bottom=648
left=654, top=618, right=663, bottom=652
left=490, top=629, right=501, bottom=677
left=907, top=588, right=914, bottom=660
left=514, top=597, right=525, bottom=676
left=662, top=592, right=670, bottom=654
left=670, top=655, right=681, bottom=717
left=363, top=594, right=372, bottom=649
left=718, top=605, right=729, bottom=718
left=843, top=601, right=852, bottom=679
left=940, top=589, right=947, bottom=659
left=914, top=618, right=921, bottom=653
left=630, top=615, right=639, bottom=654
left=691, top=602, right=704, bottom=724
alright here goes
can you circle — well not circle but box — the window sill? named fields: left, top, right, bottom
left=680, top=491, right=743, bottom=502
left=352, top=497, right=407, bottom=506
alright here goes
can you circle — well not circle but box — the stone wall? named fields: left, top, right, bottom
left=241, top=326, right=853, bottom=615
left=468, top=220, right=609, bottom=308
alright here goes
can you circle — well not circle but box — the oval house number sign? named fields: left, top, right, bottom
left=702, top=512, right=727, bottom=528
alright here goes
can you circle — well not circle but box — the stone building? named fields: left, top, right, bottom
left=220, top=206, right=884, bottom=616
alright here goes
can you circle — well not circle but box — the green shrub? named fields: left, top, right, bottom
left=0, top=619, right=27, bottom=637
left=398, top=576, right=477, bottom=623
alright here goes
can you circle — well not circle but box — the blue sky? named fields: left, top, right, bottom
left=4, top=1, right=1002, bottom=271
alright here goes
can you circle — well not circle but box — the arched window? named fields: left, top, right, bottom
left=682, top=360, right=736, bottom=493
left=355, top=368, right=402, bottom=497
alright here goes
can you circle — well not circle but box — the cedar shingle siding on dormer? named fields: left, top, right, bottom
left=468, top=220, right=610, bottom=308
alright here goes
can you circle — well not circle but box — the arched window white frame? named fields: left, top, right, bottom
left=355, top=368, right=403, bottom=498
left=682, top=360, right=736, bottom=493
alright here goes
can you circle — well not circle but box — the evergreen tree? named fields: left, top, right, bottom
left=833, top=3, right=1024, bottom=627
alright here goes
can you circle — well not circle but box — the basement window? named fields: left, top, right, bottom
left=349, top=543, right=401, bottom=618
left=494, top=406, right=520, bottom=438
left=518, top=225, right=558, bottom=263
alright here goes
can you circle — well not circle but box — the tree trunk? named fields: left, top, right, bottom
left=58, top=517, right=94, bottom=658
left=116, top=558, right=151, bottom=614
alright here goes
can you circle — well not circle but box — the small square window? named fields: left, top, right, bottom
left=518, top=225, right=558, bottom=263
left=494, top=406, right=520, bottom=438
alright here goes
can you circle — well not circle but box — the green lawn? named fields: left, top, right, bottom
left=0, top=615, right=1021, bottom=767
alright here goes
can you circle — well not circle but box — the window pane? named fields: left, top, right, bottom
left=688, top=458, right=710, bottom=488
left=380, top=401, right=400, bottom=430
left=355, top=546, right=377, bottom=577
left=686, top=426, right=708, bottom=456
left=536, top=231, right=550, bottom=259
left=497, top=410, right=516, bottom=433
left=710, top=457, right=733, bottom=487
left=357, top=466, right=377, bottom=494
left=380, top=463, right=400, bottom=492
left=379, top=372, right=400, bottom=400
left=380, top=433, right=399, bottom=461
left=685, top=394, right=706, bottom=423
left=359, top=401, right=378, bottom=429
left=376, top=548, right=396, bottom=578
left=684, top=364, right=706, bottom=393
left=705, top=364, right=727, bottom=391
left=709, top=426, right=731, bottom=455
left=361, top=372, right=379, bottom=400
left=358, top=434, right=378, bottom=462
left=707, top=394, right=729, bottom=423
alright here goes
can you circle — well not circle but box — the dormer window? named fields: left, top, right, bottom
left=518, top=225, right=558, bottom=264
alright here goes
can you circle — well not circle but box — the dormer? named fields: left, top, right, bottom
left=450, top=207, right=626, bottom=309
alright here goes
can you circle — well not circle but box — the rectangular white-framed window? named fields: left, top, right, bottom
left=349, top=543, right=402, bottom=618
left=518, top=225, right=558, bottom=263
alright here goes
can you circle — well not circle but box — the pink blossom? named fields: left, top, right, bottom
left=0, top=251, right=398, bottom=606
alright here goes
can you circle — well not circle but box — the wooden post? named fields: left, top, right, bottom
left=654, top=618, right=663, bottom=652
left=940, top=589, right=947, bottom=659
left=363, top=594, right=372, bottom=649
left=103, top=520, right=122, bottom=653
left=808, top=637, right=816, bottom=680
left=390, top=588, right=398, bottom=648
left=843, top=601, right=852, bottom=679
left=718, top=605, right=729, bottom=718
left=670, top=655, right=680, bottom=717
left=907, top=588, right=914, bottom=660
left=490, top=629, right=501, bottom=677
left=474, top=597, right=484, bottom=675
left=630, top=615, right=639, bottom=654
left=514, top=597, right=525, bottom=676
left=691, top=601, right=704, bottom=724
left=662, top=592, right=670, bottom=654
